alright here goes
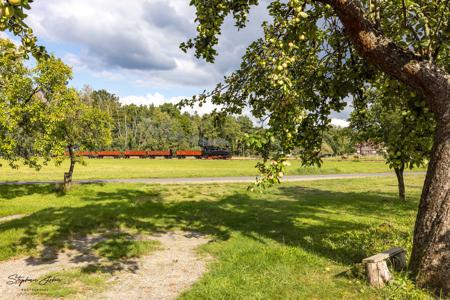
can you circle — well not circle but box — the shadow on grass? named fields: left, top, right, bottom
left=0, top=183, right=419, bottom=269
left=0, top=184, right=66, bottom=200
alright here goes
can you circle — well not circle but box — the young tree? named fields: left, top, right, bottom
left=323, top=126, right=355, bottom=157
left=0, top=38, right=111, bottom=188
left=350, top=79, right=435, bottom=201
left=53, top=91, right=112, bottom=190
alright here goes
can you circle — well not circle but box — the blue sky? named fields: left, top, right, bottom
left=5, top=0, right=350, bottom=125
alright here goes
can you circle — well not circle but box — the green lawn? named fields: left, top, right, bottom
left=0, top=158, right=426, bottom=182
left=0, top=176, right=433, bottom=299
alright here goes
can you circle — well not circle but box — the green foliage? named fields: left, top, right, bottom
left=350, top=78, right=435, bottom=171
left=180, top=0, right=448, bottom=186
left=0, top=38, right=72, bottom=169
left=0, top=38, right=112, bottom=177
left=0, top=0, right=47, bottom=59
left=323, top=126, right=356, bottom=156
left=80, top=87, right=257, bottom=155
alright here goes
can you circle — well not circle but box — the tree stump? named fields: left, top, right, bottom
left=362, top=247, right=406, bottom=288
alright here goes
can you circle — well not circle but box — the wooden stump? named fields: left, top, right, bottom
left=362, top=247, right=406, bottom=288
left=364, top=260, right=392, bottom=288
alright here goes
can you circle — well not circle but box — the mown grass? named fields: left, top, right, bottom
left=30, top=268, right=110, bottom=299
left=93, top=232, right=160, bottom=261
left=0, top=158, right=426, bottom=182
left=0, top=176, right=434, bottom=299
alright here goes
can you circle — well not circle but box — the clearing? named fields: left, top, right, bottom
left=0, top=158, right=426, bottom=182
left=0, top=176, right=433, bottom=299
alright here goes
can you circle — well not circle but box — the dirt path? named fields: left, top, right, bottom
left=100, top=231, right=211, bottom=300
left=0, top=231, right=211, bottom=300
left=0, top=172, right=426, bottom=186
left=0, top=214, right=27, bottom=223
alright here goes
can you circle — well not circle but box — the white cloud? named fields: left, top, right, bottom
left=26, top=0, right=268, bottom=89
left=121, top=93, right=182, bottom=107
left=120, top=93, right=219, bottom=115
left=331, top=118, right=350, bottom=127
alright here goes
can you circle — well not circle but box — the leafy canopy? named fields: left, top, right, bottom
left=180, top=0, right=448, bottom=186
left=350, top=77, right=435, bottom=171
left=0, top=38, right=70, bottom=168
left=0, top=38, right=111, bottom=170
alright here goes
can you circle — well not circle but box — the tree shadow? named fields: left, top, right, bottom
left=0, top=184, right=65, bottom=200
left=0, top=183, right=419, bottom=270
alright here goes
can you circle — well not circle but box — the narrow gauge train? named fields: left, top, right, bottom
left=71, top=146, right=231, bottom=160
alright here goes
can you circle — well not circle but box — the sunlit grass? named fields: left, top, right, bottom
left=0, top=158, right=426, bottom=182
left=0, top=175, right=433, bottom=299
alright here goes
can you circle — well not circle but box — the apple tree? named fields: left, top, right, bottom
left=350, top=78, right=435, bottom=201
left=180, top=0, right=449, bottom=293
left=0, top=38, right=111, bottom=188
left=0, top=38, right=68, bottom=169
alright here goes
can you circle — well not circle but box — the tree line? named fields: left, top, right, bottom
left=79, top=87, right=257, bottom=155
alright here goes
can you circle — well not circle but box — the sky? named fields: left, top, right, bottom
left=15, top=0, right=350, bottom=126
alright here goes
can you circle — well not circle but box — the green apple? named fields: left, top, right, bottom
left=8, top=0, right=22, bottom=6
left=3, top=6, right=15, bottom=18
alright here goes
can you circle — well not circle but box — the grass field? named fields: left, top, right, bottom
left=0, top=175, right=433, bottom=299
left=0, top=158, right=426, bottom=182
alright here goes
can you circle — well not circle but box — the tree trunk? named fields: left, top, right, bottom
left=320, top=0, right=450, bottom=293
left=409, top=123, right=450, bottom=295
left=394, top=165, right=405, bottom=201
left=64, top=145, right=76, bottom=191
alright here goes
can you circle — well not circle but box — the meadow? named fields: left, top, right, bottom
left=0, top=157, right=426, bottom=182
left=0, top=175, right=433, bottom=299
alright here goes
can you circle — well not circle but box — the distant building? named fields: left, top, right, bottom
left=355, top=141, right=382, bottom=156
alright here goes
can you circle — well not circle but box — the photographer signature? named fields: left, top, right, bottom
left=7, top=274, right=61, bottom=287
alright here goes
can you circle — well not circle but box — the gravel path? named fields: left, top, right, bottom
left=100, top=231, right=211, bottom=300
left=0, top=172, right=426, bottom=186
left=0, top=232, right=210, bottom=300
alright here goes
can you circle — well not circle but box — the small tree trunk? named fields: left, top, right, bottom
left=394, top=165, right=406, bottom=201
left=410, top=124, right=450, bottom=295
left=64, top=145, right=76, bottom=191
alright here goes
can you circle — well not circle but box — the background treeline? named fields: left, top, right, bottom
left=80, top=87, right=357, bottom=157
left=80, top=87, right=257, bottom=156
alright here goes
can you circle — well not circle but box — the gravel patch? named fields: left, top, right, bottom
left=0, top=231, right=211, bottom=300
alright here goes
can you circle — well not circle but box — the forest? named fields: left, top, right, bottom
left=79, top=87, right=356, bottom=156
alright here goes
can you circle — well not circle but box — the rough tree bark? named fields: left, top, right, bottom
left=394, top=165, right=406, bottom=201
left=321, top=0, right=450, bottom=293
left=64, top=145, right=76, bottom=191
left=410, top=123, right=450, bottom=293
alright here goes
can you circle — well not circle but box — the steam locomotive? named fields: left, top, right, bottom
left=70, top=146, right=232, bottom=160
